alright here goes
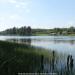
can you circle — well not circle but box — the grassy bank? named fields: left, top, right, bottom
left=0, top=41, right=74, bottom=75
left=32, top=33, right=75, bottom=36
left=0, top=40, right=52, bottom=75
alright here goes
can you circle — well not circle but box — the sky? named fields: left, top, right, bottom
left=0, top=0, right=75, bottom=31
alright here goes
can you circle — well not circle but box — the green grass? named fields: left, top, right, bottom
left=32, top=33, right=75, bottom=36
left=32, top=32, right=50, bottom=36
left=0, top=40, right=52, bottom=75
left=0, top=41, right=74, bottom=75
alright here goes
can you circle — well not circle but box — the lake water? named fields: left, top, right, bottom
left=0, top=35, right=75, bottom=73
left=0, top=35, right=75, bottom=55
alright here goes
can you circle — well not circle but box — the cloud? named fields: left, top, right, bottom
left=0, top=0, right=16, bottom=3
left=11, top=0, right=31, bottom=13
left=0, top=0, right=32, bottom=9
left=0, top=0, right=32, bottom=15
left=26, top=9, right=30, bottom=13
left=15, top=4, right=20, bottom=8
left=0, top=0, right=32, bottom=31
left=9, top=0, right=17, bottom=4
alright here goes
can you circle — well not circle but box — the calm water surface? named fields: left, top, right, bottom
left=0, top=35, right=75, bottom=55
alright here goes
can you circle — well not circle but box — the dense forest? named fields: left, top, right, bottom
left=0, top=26, right=75, bottom=36
left=0, top=26, right=32, bottom=36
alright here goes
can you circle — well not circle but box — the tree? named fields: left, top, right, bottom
left=67, top=26, right=75, bottom=34
left=27, top=26, right=32, bottom=35
left=12, top=27, right=17, bottom=34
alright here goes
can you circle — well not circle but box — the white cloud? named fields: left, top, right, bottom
left=0, top=0, right=32, bottom=31
left=11, top=0, right=31, bottom=13
left=15, top=4, right=20, bottom=8
left=0, top=0, right=32, bottom=14
left=9, top=0, right=17, bottom=4
left=0, top=0, right=32, bottom=9
left=0, top=0, right=16, bottom=3
left=26, top=9, right=30, bottom=13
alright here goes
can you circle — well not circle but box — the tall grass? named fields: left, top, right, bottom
left=0, top=41, right=74, bottom=75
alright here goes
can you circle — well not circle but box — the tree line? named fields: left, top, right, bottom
left=0, top=26, right=75, bottom=36
left=0, top=26, right=32, bottom=36
left=51, top=26, right=75, bottom=35
left=32, top=26, right=75, bottom=35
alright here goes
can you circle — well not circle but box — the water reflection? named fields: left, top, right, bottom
left=53, top=40, right=75, bottom=45
left=6, top=39, right=31, bottom=45
left=6, top=38, right=75, bottom=46
left=39, top=51, right=74, bottom=75
left=5, top=37, right=75, bottom=57
left=67, top=55, right=74, bottom=72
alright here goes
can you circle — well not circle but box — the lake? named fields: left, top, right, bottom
left=0, top=35, right=75, bottom=74
left=0, top=35, right=75, bottom=55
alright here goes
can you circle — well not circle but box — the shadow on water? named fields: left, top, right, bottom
left=54, top=40, right=75, bottom=45
left=0, top=40, right=75, bottom=75
left=6, top=38, right=31, bottom=45
left=36, top=50, right=75, bottom=75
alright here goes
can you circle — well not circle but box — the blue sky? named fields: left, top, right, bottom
left=0, top=0, right=75, bottom=31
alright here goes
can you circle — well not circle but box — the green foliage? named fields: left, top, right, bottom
left=0, top=41, right=51, bottom=75
left=32, top=26, right=75, bottom=36
left=0, top=26, right=32, bottom=36
left=0, top=41, right=75, bottom=75
left=0, top=26, right=75, bottom=36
